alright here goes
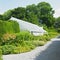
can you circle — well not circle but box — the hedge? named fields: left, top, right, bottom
left=0, top=49, right=3, bottom=60
left=0, top=20, right=20, bottom=37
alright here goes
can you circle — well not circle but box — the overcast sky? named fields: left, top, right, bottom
left=0, top=0, right=60, bottom=17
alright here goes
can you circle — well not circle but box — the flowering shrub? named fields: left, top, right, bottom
left=1, top=33, right=16, bottom=45
left=2, top=33, right=16, bottom=40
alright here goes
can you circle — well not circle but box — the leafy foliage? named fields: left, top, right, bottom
left=0, top=2, right=59, bottom=55
left=37, top=2, right=55, bottom=27
left=54, top=17, right=60, bottom=32
left=0, top=49, right=3, bottom=60
left=0, top=20, right=20, bottom=37
left=12, top=7, right=26, bottom=19
left=0, top=2, right=55, bottom=27
left=0, top=15, right=3, bottom=20
left=0, top=29, right=58, bottom=55
left=3, top=10, right=12, bottom=20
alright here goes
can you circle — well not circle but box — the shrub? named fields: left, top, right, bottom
left=0, top=44, right=35, bottom=55
left=13, top=45, right=31, bottom=54
left=2, top=33, right=16, bottom=40
left=32, top=41, right=45, bottom=46
left=0, top=20, right=20, bottom=37
left=1, top=45, right=16, bottom=55
left=9, top=20, right=20, bottom=33
left=48, top=31, right=59, bottom=38
left=0, top=30, right=58, bottom=55
left=0, top=31, right=33, bottom=45
left=16, top=31, right=34, bottom=41
left=1, top=33, right=16, bottom=45
left=32, top=34, right=50, bottom=42
left=0, top=49, right=3, bottom=60
left=0, top=31, right=53, bottom=46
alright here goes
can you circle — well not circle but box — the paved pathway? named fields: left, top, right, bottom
left=3, top=38, right=60, bottom=60
left=35, top=39, right=60, bottom=60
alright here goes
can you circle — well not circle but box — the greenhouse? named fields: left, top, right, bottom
left=10, top=17, right=47, bottom=36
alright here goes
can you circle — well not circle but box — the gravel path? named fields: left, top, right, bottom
left=3, top=38, right=60, bottom=60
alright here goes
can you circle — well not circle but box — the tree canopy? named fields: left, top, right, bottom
left=3, top=10, right=12, bottom=20
left=0, top=2, right=55, bottom=27
left=37, top=2, right=55, bottom=27
left=12, top=7, right=26, bottom=20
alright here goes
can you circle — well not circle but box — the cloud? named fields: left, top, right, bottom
left=54, top=8, right=60, bottom=17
